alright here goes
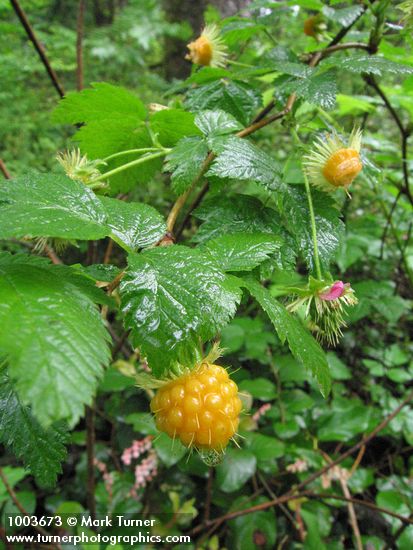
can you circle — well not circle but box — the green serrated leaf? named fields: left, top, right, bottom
left=207, top=137, right=282, bottom=191
left=150, top=109, right=201, bottom=147
left=195, top=109, right=242, bottom=138
left=222, top=20, right=266, bottom=46
left=278, top=185, right=344, bottom=270
left=322, top=5, right=364, bottom=26
left=73, top=121, right=162, bottom=194
left=0, top=173, right=166, bottom=250
left=203, top=233, right=281, bottom=271
left=0, top=172, right=107, bottom=241
left=165, top=136, right=209, bottom=195
left=0, top=260, right=111, bottom=426
left=0, top=373, right=68, bottom=487
left=322, top=54, right=413, bottom=77
left=52, top=82, right=147, bottom=124
left=185, top=80, right=262, bottom=126
left=193, top=194, right=284, bottom=244
left=99, top=196, right=166, bottom=251
left=120, top=246, right=242, bottom=375
left=241, top=278, right=331, bottom=396
left=281, top=69, right=337, bottom=110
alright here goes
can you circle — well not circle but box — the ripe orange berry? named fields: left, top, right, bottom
left=150, top=363, right=242, bottom=451
left=322, top=148, right=362, bottom=188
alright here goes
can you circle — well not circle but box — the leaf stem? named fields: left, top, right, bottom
left=102, top=147, right=170, bottom=162
left=303, top=168, right=322, bottom=279
left=90, top=150, right=167, bottom=183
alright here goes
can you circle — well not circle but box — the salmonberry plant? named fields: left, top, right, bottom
left=1, top=0, right=413, bottom=547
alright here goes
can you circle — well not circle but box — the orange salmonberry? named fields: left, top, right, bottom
left=322, top=148, right=363, bottom=188
left=150, top=362, right=242, bottom=451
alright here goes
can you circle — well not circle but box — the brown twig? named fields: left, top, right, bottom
left=103, top=239, right=114, bottom=264
left=0, top=467, right=61, bottom=548
left=43, top=244, right=63, bottom=264
left=320, top=450, right=363, bottom=550
left=0, top=158, right=11, bottom=180
left=204, top=468, right=214, bottom=522
left=107, top=270, right=125, bottom=294
left=76, top=0, right=86, bottom=91
left=365, top=75, right=413, bottom=207
left=85, top=406, right=97, bottom=523
left=189, top=390, right=413, bottom=535
left=10, top=0, right=65, bottom=98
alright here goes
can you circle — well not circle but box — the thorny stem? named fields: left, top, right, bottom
left=90, top=150, right=167, bottom=183
left=303, top=170, right=322, bottom=279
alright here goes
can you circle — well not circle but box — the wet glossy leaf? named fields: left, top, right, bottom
left=207, top=137, right=282, bottom=191
left=165, top=136, right=209, bottom=195
left=193, top=195, right=283, bottom=244
left=278, top=186, right=344, bottom=271
left=195, top=109, right=242, bottom=137
left=120, top=246, right=242, bottom=375
left=99, top=196, right=166, bottom=250
left=322, top=54, right=413, bottom=77
left=0, top=373, right=68, bottom=487
left=241, top=278, right=331, bottom=396
left=0, top=172, right=107, bottom=240
left=0, top=258, right=111, bottom=426
left=185, top=80, right=262, bottom=126
left=202, top=233, right=281, bottom=271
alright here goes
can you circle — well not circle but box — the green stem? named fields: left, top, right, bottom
left=102, top=147, right=170, bottom=162
left=227, top=59, right=254, bottom=68
left=90, top=150, right=167, bottom=183
left=303, top=169, right=322, bottom=280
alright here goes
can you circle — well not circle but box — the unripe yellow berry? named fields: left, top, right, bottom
left=322, top=148, right=362, bottom=187
left=186, top=36, right=213, bottom=66
left=304, top=16, right=317, bottom=37
left=150, top=363, right=242, bottom=451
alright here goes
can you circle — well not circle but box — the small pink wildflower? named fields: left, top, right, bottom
left=252, top=403, right=271, bottom=423
left=121, top=437, right=158, bottom=496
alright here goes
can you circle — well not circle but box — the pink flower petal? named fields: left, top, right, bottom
left=319, top=281, right=345, bottom=301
